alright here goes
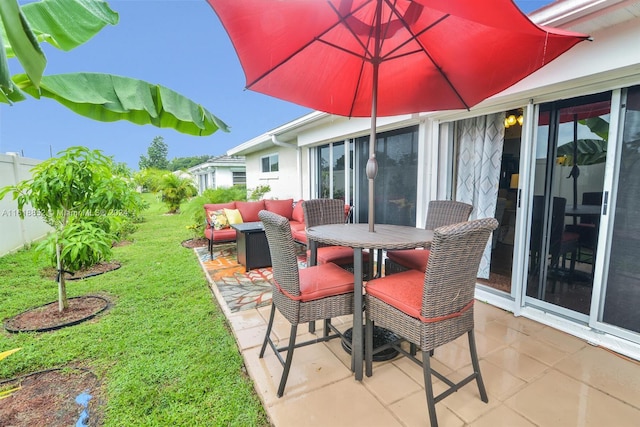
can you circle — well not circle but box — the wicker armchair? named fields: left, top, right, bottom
left=365, top=218, right=498, bottom=427
left=302, top=198, right=370, bottom=271
left=258, top=210, right=355, bottom=397
left=385, top=200, right=473, bottom=275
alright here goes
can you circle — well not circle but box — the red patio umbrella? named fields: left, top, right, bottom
left=206, top=0, right=589, bottom=231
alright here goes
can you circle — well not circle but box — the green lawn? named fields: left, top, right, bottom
left=0, top=195, right=269, bottom=426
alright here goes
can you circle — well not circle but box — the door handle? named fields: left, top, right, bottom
left=603, top=191, right=608, bottom=215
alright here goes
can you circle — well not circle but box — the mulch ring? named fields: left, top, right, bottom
left=40, top=261, right=121, bottom=281
left=0, top=367, right=103, bottom=427
left=3, top=295, right=110, bottom=333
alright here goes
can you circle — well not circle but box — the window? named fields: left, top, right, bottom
left=261, top=154, right=279, bottom=172
left=315, top=127, right=417, bottom=225
left=232, top=171, right=246, bottom=186
left=317, top=142, right=347, bottom=201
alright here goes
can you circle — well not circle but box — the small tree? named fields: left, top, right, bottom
left=139, top=136, right=169, bottom=170
left=160, top=173, right=197, bottom=214
left=133, top=168, right=167, bottom=194
left=0, top=146, right=147, bottom=312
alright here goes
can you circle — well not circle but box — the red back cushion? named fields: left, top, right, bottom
left=236, top=200, right=266, bottom=222
left=292, top=200, right=305, bottom=223
left=204, top=202, right=236, bottom=212
left=264, top=198, right=294, bottom=219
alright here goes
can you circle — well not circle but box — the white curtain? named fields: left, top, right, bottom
left=455, top=113, right=505, bottom=279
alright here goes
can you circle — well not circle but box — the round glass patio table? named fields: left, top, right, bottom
left=306, top=223, right=434, bottom=381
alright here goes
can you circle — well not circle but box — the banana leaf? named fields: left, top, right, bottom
left=15, top=72, right=230, bottom=136
left=1, top=0, right=118, bottom=56
left=0, top=0, right=118, bottom=101
left=557, top=138, right=607, bottom=166
left=0, top=0, right=45, bottom=89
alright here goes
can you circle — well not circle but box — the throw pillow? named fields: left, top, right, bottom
left=209, top=209, right=230, bottom=230
left=224, top=208, right=244, bottom=225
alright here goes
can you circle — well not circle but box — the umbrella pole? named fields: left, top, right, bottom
left=366, top=72, right=378, bottom=233
left=366, top=0, right=383, bottom=233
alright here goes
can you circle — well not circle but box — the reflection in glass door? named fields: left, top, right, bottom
left=600, top=85, right=640, bottom=334
left=527, top=92, right=611, bottom=316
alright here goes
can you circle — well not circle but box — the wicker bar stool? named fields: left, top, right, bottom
left=302, top=198, right=370, bottom=272
left=365, top=218, right=498, bottom=427
left=385, top=200, right=473, bottom=275
left=258, top=210, right=355, bottom=397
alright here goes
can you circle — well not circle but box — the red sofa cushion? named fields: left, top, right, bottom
left=386, top=249, right=431, bottom=272
left=366, top=269, right=425, bottom=318
left=204, top=202, right=236, bottom=224
left=236, top=200, right=266, bottom=222
left=265, top=198, right=294, bottom=219
left=292, top=200, right=305, bottom=223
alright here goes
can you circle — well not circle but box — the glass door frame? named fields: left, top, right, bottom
left=588, top=88, right=640, bottom=344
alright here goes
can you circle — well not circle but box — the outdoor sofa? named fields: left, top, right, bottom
left=203, top=199, right=307, bottom=259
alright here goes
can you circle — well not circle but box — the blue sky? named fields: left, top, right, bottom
left=0, top=0, right=551, bottom=170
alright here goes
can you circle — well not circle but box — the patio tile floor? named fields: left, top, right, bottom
left=201, top=249, right=640, bottom=426
left=223, top=300, right=640, bottom=426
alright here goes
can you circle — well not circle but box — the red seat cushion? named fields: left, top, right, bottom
left=562, top=231, right=580, bottom=243
left=298, top=263, right=354, bottom=302
left=314, top=246, right=370, bottom=266
left=290, top=221, right=307, bottom=243
left=207, top=228, right=237, bottom=242
left=289, top=221, right=306, bottom=233
left=366, top=269, right=425, bottom=318
left=386, top=249, right=430, bottom=272
left=292, top=230, right=308, bottom=244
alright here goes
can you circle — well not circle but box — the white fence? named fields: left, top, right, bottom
left=0, top=153, right=51, bottom=256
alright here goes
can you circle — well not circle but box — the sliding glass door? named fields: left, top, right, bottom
left=597, top=85, right=640, bottom=336
left=525, top=92, right=611, bottom=317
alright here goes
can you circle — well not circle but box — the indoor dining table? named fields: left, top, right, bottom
left=306, top=223, right=434, bottom=381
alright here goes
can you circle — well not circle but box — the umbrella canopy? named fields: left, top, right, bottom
left=207, top=0, right=589, bottom=230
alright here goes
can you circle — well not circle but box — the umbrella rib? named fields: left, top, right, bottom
left=379, top=13, right=444, bottom=62
left=392, top=12, right=471, bottom=110
left=316, top=39, right=371, bottom=61
left=326, top=0, right=375, bottom=60
left=246, top=4, right=356, bottom=89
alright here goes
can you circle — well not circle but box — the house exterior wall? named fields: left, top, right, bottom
left=0, top=154, right=51, bottom=256
left=246, top=146, right=303, bottom=200
left=215, top=168, right=236, bottom=188
left=188, top=157, right=246, bottom=194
